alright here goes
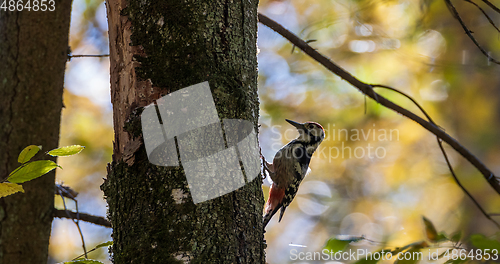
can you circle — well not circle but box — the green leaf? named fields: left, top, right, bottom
left=434, top=232, right=449, bottom=243
left=48, top=145, right=85, bottom=157
left=423, top=216, right=439, bottom=242
left=450, top=231, right=462, bottom=243
left=64, top=259, right=104, bottom=264
left=470, top=234, right=500, bottom=251
left=8, top=160, right=60, bottom=183
left=18, top=145, right=41, bottom=164
left=324, top=235, right=364, bottom=253
left=324, top=238, right=350, bottom=253
left=0, top=182, right=24, bottom=198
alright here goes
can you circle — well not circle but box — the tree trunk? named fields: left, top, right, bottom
left=0, top=1, right=73, bottom=263
left=103, top=0, right=264, bottom=263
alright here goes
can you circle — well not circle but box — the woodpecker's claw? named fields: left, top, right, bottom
left=260, top=153, right=275, bottom=181
left=261, top=155, right=270, bottom=180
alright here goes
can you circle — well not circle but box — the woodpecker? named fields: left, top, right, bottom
left=262, top=119, right=325, bottom=229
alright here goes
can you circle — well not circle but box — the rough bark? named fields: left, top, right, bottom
left=0, top=1, right=73, bottom=263
left=103, top=0, right=264, bottom=263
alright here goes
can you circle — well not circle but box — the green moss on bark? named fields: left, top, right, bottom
left=104, top=0, right=264, bottom=263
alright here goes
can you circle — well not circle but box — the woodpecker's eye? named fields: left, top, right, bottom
left=308, top=124, right=314, bottom=130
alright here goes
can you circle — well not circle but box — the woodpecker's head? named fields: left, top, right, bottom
left=286, top=119, right=325, bottom=144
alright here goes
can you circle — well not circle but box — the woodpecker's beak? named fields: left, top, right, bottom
left=285, top=119, right=305, bottom=130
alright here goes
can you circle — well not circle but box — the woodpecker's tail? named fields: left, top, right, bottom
left=263, top=184, right=285, bottom=229
left=263, top=210, right=276, bottom=229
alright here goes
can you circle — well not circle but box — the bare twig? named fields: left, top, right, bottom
left=257, top=13, right=500, bottom=196
left=436, top=139, right=500, bottom=228
left=372, top=84, right=500, bottom=228
left=481, top=0, right=500, bottom=14
left=56, top=186, right=88, bottom=259
left=55, top=184, right=79, bottom=199
left=370, top=85, right=435, bottom=123
left=68, top=54, right=110, bottom=58
left=464, top=0, right=500, bottom=33
left=70, top=241, right=113, bottom=261
left=53, top=208, right=111, bottom=228
left=444, top=0, right=500, bottom=64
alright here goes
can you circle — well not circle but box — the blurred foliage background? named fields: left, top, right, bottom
left=50, top=0, right=500, bottom=263
left=49, top=0, right=111, bottom=263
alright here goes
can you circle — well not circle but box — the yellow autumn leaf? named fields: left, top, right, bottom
left=0, top=182, right=25, bottom=198
left=48, top=145, right=85, bottom=157
left=422, top=216, right=438, bottom=242
left=18, top=145, right=41, bottom=164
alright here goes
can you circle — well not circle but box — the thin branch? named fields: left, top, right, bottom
left=56, top=187, right=88, bottom=258
left=68, top=54, right=110, bottom=58
left=464, top=0, right=500, bottom=33
left=71, top=241, right=112, bottom=262
left=372, top=84, right=500, bottom=228
left=481, top=0, right=500, bottom=14
left=53, top=208, right=112, bottom=228
left=257, top=13, right=500, bottom=196
left=437, top=138, right=500, bottom=228
left=55, top=184, right=79, bottom=199
left=444, top=0, right=500, bottom=64
left=370, top=85, right=435, bottom=123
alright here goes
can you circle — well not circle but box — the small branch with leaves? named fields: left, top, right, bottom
left=0, top=145, right=85, bottom=198
left=1, top=145, right=113, bottom=260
